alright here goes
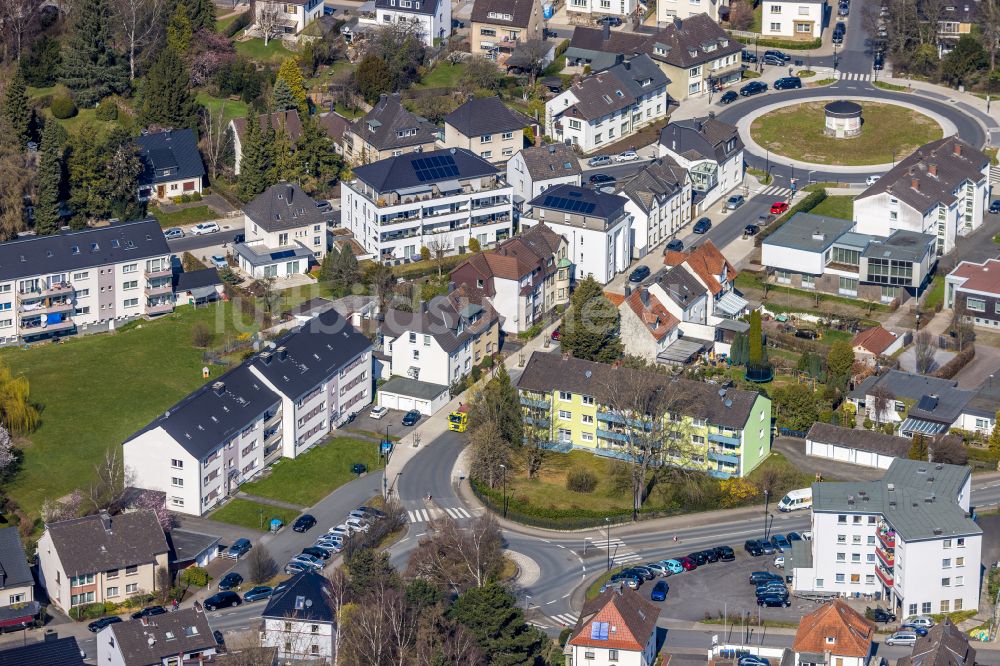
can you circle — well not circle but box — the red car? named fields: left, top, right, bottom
left=551, top=327, right=561, bottom=341
left=679, top=556, right=698, bottom=571
left=770, top=201, right=789, bottom=215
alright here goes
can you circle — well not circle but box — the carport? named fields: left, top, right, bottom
left=377, top=376, right=450, bottom=416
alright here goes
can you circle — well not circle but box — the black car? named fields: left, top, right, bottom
left=401, top=410, right=420, bottom=426
left=764, top=50, right=791, bottom=62
left=700, top=549, right=720, bottom=563
left=589, top=173, right=616, bottom=186
left=835, top=21, right=846, bottom=34
left=600, top=15, right=623, bottom=26
left=991, top=200, right=1000, bottom=214
left=292, top=514, right=317, bottom=532
left=866, top=607, right=897, bottom=623
left=740, top=81, right=768, bottom=97
left=832, top=30, right=844, bottom=44
left=131, top=606, right=167, bottom=620
left=755, top=583, right=788, bottom=597
left=719, top=90, right=738, bottom=105
left=628, top=265, right=651, bottom=283
left=88, top=616, right=123, bottom=632
left=214, top=630, right=225, bottom=646
left=665, top=239, right=684, bottom=252
left=757, top=594, right=791, bottom=607
left=873, top=55, right=884, bottom=70
left=741, top=49, right=758, bottom=63
left=687, top=552, right=709, bottom=566
left=623, top=566, right=655, bottom=581
left=749, top=571, right=783, bottom=585
left=543, top=27, right=558, bottom=38
left=786, top=532, right=802, bottom=542
left=204, top=591, right=242, bottom=611
left=302, top=546, right=333, bottom=560
left=713, top=545, right=736, bottom=561
left=744, top=224, right=760, bottom=237
left=693, top=217, right=712, bottom=234
left=744, top=540, right=765, bottom=556
left=774, top=76, right=801, bottom=90
left=218, top=572, right=243, bottom=591
left=761, top=54, right=785, bottom=66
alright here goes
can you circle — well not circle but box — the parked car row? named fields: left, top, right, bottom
left=747, top=571, right=790, bottom=607
left=600, top=545, right=737, bottom=598
left=283, top=505, right=388, bottom=575
left=744, top=532, right=802, bottom=557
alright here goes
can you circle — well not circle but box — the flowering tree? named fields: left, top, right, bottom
left=127, top=489, right=175, bottom=532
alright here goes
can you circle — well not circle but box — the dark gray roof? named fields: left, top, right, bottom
left=652, top=265, right=706, bottom=309
left=249, top=307, right=373, bottom=400
left=471, top=0, right=537, bottom=27
left=108, top=607, right=216, bottom=664
left=374, top=0, right=439, bottom=14
left=561, top=55, right=669, bottom=122
left=445, top=96, right=533, bottom=137
left=136, top=129, right=206, bottom=186
left=244, top=182, right=325, bottom=233
left=618, top=158, right=688, bottom=214
left=175, top=268, right=221, bottom=292
left=517, top=143, right=582, bottom=181
left=0, top=527, right=33, bottom=591
left=352, top=147, right=499, bottom=194
left=348, top=93, right=437, bottom=152
left=166, top=529, right=220, bottom=564
left=0, top=219, right=169, bottom=282
left=567, top=27, right=647, bottom=67
left=0, top=636, right=85, bottom=666
left=380, top=376, right=449, bottom=400
left=762, top=212, right=855, bottom=253
left=231, top=110, right=304, bottom=144
left=527, top=183, right=627, bottom=221
left=963, top=379, right=1000, bottom=418
left=382, top=294, right=475, bottom=354
left=896, top=618, right=975, bottom=666
left=516, top=351, right=763, bottom=429
left=858, top=137, right=989, bottom=215
left=262, top=572, right=334, bottom=623
left=659, top=117, right=743, bottom=164
left=852, top=370, right=972, bottom=425
left=860, top=230, right=936, bottom=263
left=647, top=14, right=743, bottom=68
left=45, top=511, right=168, bottom=576
left=806, top=422, right=910, bottom=458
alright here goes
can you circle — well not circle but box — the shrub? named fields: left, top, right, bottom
left=178, top=566, right=211, bottom=588
left=190, top=192, right=202, bottom=202
left=224, top=9, right=253, bottom=37
left=96, top=98, right=118, bottom=121
left=566, top=467, right=598, bottom=493
left=50, top=94, right=77, bottom=119
left=192, top=322, right=213, bottom=348
left=934, top=345, right=975, bottom=379
left=468, top=237, right=481, bottom=253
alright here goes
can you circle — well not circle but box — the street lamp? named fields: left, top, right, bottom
left=500, top=464, right=508, bottom=518
left=605, top=517, right=612, bottom=571
left=763, top=489, right=770, bottom=542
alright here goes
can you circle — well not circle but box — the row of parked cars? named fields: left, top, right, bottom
left=744, top=530, right=810, bottom=558
left=601, top=545, right=738, bottom=600
left=285, top=506, right=386, bottom=575
left=748, top=571, right=791, bottom=608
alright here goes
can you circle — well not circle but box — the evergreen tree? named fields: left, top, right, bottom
left=35, top=119, right=68, bottom=235
left=296, top=115, right=341, bottom=193
left=186, top=0, right=216, bottom=32
left=909, top=434, right=929, bottom=461
left=748, top=310, right=763, bottom=367
left=167, top=3, right=193, bottom=54
left=271, top=78, right=296, bottom=112
left=60, top=0, right=129, bottom=106
left=20, top=35, right=63, bottom=88
left=276, top=57, right=308, bottom=112
left=826, top=339, right=855, bottom=391
left=448, top=583, right=547, bottom=666
left=272, top=123, right=298, bottom=183
left=140, top=47, right=200, bottom=129
left=67, top=120, right=107, bottom=221
left=3, top=69, right=31, bottom=149
left=237, top=116, right=273, bottom=201
left=559, top=275, right=623, bottom=363
left=103, top=132, right=145, bottom=220
left=989, top=411, right=1000, bottom=453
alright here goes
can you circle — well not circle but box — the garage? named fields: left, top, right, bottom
left=805, top=422, right=909, bottom=470
left=377, top=376, right=450, bottom=416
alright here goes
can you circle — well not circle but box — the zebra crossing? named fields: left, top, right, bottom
left=757, top=184, right=793, bottom=199
left=529, top=613, right=579, bottom=629
left=836, top=72, right=872, bottom=81
left=406, top=506, right=472, bottom=523
left=595, top=534, right=641, bottom=566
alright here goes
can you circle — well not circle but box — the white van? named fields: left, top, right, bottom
left=777, top=488, right=812, bottom=512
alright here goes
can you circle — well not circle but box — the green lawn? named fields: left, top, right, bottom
left=236, top=38, right=293, bottom=64
left=415, top=62, right=468, bottom=89
left=26, top=85, right=57, bottom=100
left=238, top=437, right=384, bottom=507
left=750, top=102, right=942, bottom=166
left=150, top=205, right=218, bottom=228
left=209, top=499, right=302, bottom=532
left=42, top=108, right=117, bottom=136
left=508, top=450, right=635, bottom=513
left=923, top=274, right=945, bottom=310
left=216, top=13, right=242, bottom=34
left=808, top=195, right=854, bottom=220
left=3, top=303, right=257, bottom=518
left=195, top=93, right=248, bottom=126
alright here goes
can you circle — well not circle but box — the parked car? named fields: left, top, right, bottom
left=589, top=173, right=616, bottom=186
left=401, top=410, right=421, bottom=426
left=315, top=200, right=333, bottom=213
left=773, top=556, right=785, bottom=568
left=225, top=538, right=252, bottom=559
left=284, top=561, right=310, bottom=575
left=358, top=506, right=385, bottom=518
left=599, top=15, right=622, bottom=26
left=866, top=607, right=896, bottom=623
left=88, top=616, right=123, bottom=632
left=346, top=516, right=370, bottom=532
left=757, top=594, right=791, bottom=607
left=700, top=549, right=720, bottom=563
left=214, top=630, right=225, bottom=646
left=725, top=195, right=746, bottom=211
left=832, top=30, right=844, bottom=44
left=551, top=327, right=561, bottom=341
left=838, top=2, right=849, bottom=15
left=760, top=541, right=775, bottom=555
left=719, top=90, right=738, bottom=105
left=713, top=546, right=736, bottom=561
left=131, top=606, right=167, bottom=620
left=302, top=546, right=332, bottom=560
left=744, top=540, right=765, bottom=556
left=191, top=222, right=220, bottom=235
left=328, top=525, right=351, bottom=539
left=243, top=586, right=274, bottom=602
left=686, top=552, right=709, bottom=566
left=774, top=76, right=801, bottom=90
left=755, top=584, right=788, bottom=597
left=588, top=155, right=612, bottom=168
left=744, top=224, right=760, bottom=237
left=644, top=563, right=669, bottom=577
left=218, top=572, right=243, bottom=591
left=749, top=571, right=783, bottom=585
left=650, top=580, right=669, bottom=601
left=622, top=567, right=655, bottom=581
left=661, top=559, right=685, bottom=574
left=163, top=227, right=184, bottom=240
left=740, top=81, right=768, bottom=97
left=741, top=49, right=758, bottom=63
left=629, top=265, right=651, bottom=282
left=693, top=217, right=712, bottom=234
left=786, top=532, right=802, bottom=542
left=873, top=55, right=884, bottom=70
left=290, top=554, right=324, bottom=570
left=761, top=54, right=785, bottom=66
left=866, top=175, right=880, bottom=186
left=204, top=592, right=242, bottom=611
left=609, top=574, right=641, bottom=589
left=369, top=406, right=389, bottom=419
left=210, top=255, right=228, bottom=269
left=989, top=200, right=1000, bottom=214
left=770, top=201, right=789, bottom=215
left=292, top=514, right=317, bottom=533
left=740, top=658, right=771, bottom=666
left=615, top=150, right=639, bottom=162
left=764, top=50, right=791, bottom=62
left=902, top=616, right=935, bottom=629
left=770, top=534, right=791, bottom=552
left=886, top=631, right=918, bottom=647
left=835, top=21, right=846, bottom=33
left=665, top=239, right=684, bottom=252
left=678, top=557, right=697, bottom=571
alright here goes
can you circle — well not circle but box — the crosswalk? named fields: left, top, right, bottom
left=758, top=184, right=793, bottom=199
left=529, top=613, right=579, bottom=629
left=836, top=72, right=873, bottom=81
left=595, top=533, right=641, bottom=566
left=406, top=506, right=472, bottom=523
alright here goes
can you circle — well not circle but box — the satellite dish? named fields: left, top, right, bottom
left=305, top=599, right=313, bottom=607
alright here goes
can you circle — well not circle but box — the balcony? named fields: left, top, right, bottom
left=875, top=565, right=894, bottom=587
left=264, top=411, right=282, bottom=429
left=145, top=267, right=172, bottom=280
left=707, top=448, right=740, bottom=465
left=877, top=528, right=895, bottom=549
left=520, top=397, right=550, bottom=409
left=146, top=302, right=174, bottom=316
left=145, top=282, right=173, bottom=297
left=19, top=282, right=74, bottom=300
left=19, top=316, right=74, bottom=335
left=876, top=545, right=894, bottom=568
left=597, top=410, right=624, bottom=424
left=596, top=427, right=629, bottom=443
left=708, top=431, right=741, bottom=447
left=264, top=428, right=282, bottom=446
left=18, top=299, right=73, bottom=316
left=525, top=416, right=550, bottom=428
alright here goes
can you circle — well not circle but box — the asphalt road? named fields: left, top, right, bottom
left=167, top=226, right=244, bottom=254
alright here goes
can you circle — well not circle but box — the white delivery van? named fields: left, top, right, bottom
left=777, top=488, right=812, bottom=512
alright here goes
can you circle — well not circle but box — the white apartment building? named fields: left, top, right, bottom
left=506, top=144, right=583, bottom=207
left=566, top=0, right=639, bottom=19
left=854, top=137, right=991, bottom=256
left=362, top=0, right=452, bottom=47
left=762, top=0, right=826, bottom=40
left=341, top=147, right=514, bottom=261
left=790, top=459, right=982, bottom=617
left=261, top=572, right=336, bottom=662
left=254, top=0, right=323, bottom=36
left=123, top=309, right=372, bottom=516
left=0, top=219, right=174, bottom=344
left=235, top=182, right=328, bottom=279
left=546, top=55, right=669, bottom=153
left=618, top=157, right=692, bottom=256
left=659, top=117, right=743, bottom=212
left=519, top=184, right=632, bottom=285
left=657, top=0, right=728, bottom=22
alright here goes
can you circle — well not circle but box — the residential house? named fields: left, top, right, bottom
left=792, top=600, right=876, bottom=666
left=545, top=54, right=669, bottom=153
left=230, top=110, right=304, bottom=176
left=342, top=93, right=439, bottom=166
left=0, top=636, right=86, bottom=666
left=234, top=182, right=328, bottom=278
left=317, top=110, right=350, bottom=156
left=173, top=268, right=223, bottom=307
left=658, top=116, right=743, bottom=211
left=929, top=2, right=977, bottom=57
left=381, top=292, right=499, bottom=385
left=0, top=219, right=174, bottom=344
left=517, top=351, right=772, bottom=477
left=848, top=370, right=974, bottom=438
left=790, top=459, right=981, bottom=617
left=443, top=97, right=533, bottom=164
left=506, top=143, right=583, bottom=208
left=946, top=257, right=1000, bottom=329
left=564, top=588, right=660, bottom=666
left=805, top=423, right=910, bottom=470
left=658, top=0, right=729, bottom=22
left=760, top=213, right=937, bottom=304
left=37, top=511, right=169, bottom=613
left=563, top=23, right=649, bottom=72
left=618, top=286, right=680, bottom=360
left=663, top=240, right=747, bottom=323
left=135, top=129, right=205, bottom=203
left=896, top=617, right=976, bottom=666
left=450, top=222, right=570, bottom=334
left=261, top=572, right=336, bottom=662
left=762, top=0, right=826, bottom=40
left=852, top=325, right=904, bottom=366
left=470, top=0, right=543, bottom=61
left=124, top=308, right=373, bottom=516
left=854, top=137, right=990, bottom=256
left=617, top=157, right=692, bottom=256
left=520, top=184, right=632, bottom=285
left=253, top=0, right=324, bottom=37
left=362, top=0, right=452, bottom=47
left=341, top=147, right=514, bottom=260
left=166, top=529, right=220, bottom=569
left=97, top=607, right=217, bottom=666
left=0, top=527, right=37, bottom=630
left=566, top=0, right=640, bottom=20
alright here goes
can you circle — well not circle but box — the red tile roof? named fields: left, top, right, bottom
left=852, top=326, right=899, bottom=356
left=624, top=289, right=679, bottom=341
left=793, top=600, right=875, bottom=658
left=949, top=258, right=1000, bottom=294
left=569, top=589, right=659, bottom=653
left=682, top=241, right=734, bottom=296
left=604, top=292, right=626, bottom=307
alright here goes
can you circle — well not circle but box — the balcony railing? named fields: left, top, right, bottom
left=18, top=300, right=73, bottom=316
left=19, top=316, right=74, bottom=335
left=145, top=283, right=173, bottom=297
left=708, top=431, right=741, bottom=446
left=145, top=267, right=172, bottom=279
left=19, top=282, right=74, bottom=300
left=876, top=545, right=894, bottom=568
left=875, top=565, right=893, bottom=587
left=146, top=302, right=174, bottom=316
left=264, top=411, right=282, bottom=429
left=596, top=427, right=629, bottom=443
left=520, top=397, right=550, bottom=410
left=597, top=410, right=624, bottom=424
left=707, top=448, right=740, bottom=465
left=525, top=416, right=550, bottom=428
left=265, top=428, right=282, bottom=445
left=877, top=528, right=895, bottom=549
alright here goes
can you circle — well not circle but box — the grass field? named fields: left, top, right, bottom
left=507, top=451, right=637, bottom=513
left=415, top=62, right=467, bottom=89
left=808, top=195, right=854, bottom=220
left=922, top=274, right=945, bottom=311
left=2, top=303, right=257, bottom=519
left=150, top=205, right=218, bottom=228
left=238, top=437, right=384, bottom=507
left=195, top=93, right=248, bottom=126
left=750, top=102, right=942, bottom=166
left=236, top=38, right=293, bottom=64
left=209, top=499, right=302, bottom=532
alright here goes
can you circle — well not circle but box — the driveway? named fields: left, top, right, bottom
left=953, top=343, right=1000, bottom=390
left=772, top=437, right=888, bottom=482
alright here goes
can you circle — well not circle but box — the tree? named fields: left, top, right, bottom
left=469, top=237, right=481, bottom=253
left=981, top=0, right=1000, bottom=71
left=353, top=55, right=393, bottom=103
left=200, top=103, right=232, bottom=180
left=469, top=365, right=522, bottom=449
left=346, top=547, right=397, bottom=593
left=448, top=582, right=547, bottom=666
left=729, top=0, right=753, bottom=29
left=2, top=69, right=31, bottom=149
left=101, top=129, right=145, bottom=220
left=88, top=448, right=132, bottom=512
left=941, top=35, right=987, bottom=86
left=949, top=311, right=974, bottom=351
left=112, top=0, right=162, bottom=81
left=237, top=113, right=274, bottom=201
left=512, top=39, right=550, bottom=87
left=0, top=0, right=42, bottom=61
left=357, top=22, right=426, bottom=94
left=295, top=115, right=341, bottom=194
left=0, top=426, right=20, bottom=485
left=467, top=420, right=512, bottom=490
left=20, top=35, right=62, bottom=87
left=411, top=94, right=459, bottom=125
left=748, top=310, right=764, bottom=367
left=255, top=2, right=283, bottom=45
left=185, top=0, right=215, bottom=32
left=366, top=261, right=397, bottom=316
left=0, top=361, right=39, bottom=435
left=559, top=276, right=623, bottom=363
left=0, top=123, right=31, bottom=240
left=909, top=433, right=928, bottom=461
left=426, top=237, right=453, bottom=276
left=35, top=120, right=67, bottom=238
left=276, top=56, right=308, bottom=112
left=406, top=514, right=505, bottom=592
left=127, top=489, right=175, bottom=531
left=461, top=56, right=502, bottom=95
left=826, top=340, right=855, bottom=391
left=246, top=545, right=277, bottom=582
left=60, top=0, right=130, bottom=106
left=140, top=46, right=199, bottom=129
left=914, top=330, right=936, bottom=374
left=871, top=385, right=895, bottom=424
left=324, top=568, right=352, bottom=666
left=271, top=77, right=296, bottom=112
left=930, top=437, right=968, bottom=465
left=771, top=384, right=819, bottom=432
left=166, top=2, right=193, bottom=53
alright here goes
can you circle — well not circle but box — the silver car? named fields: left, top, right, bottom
left=588, top=155, right=611, bottom=167
left=163, top=227, right=184, bottom=240
left=885, top=631, right=917, bottom=647
left=725, top=195, right=746, bottom=210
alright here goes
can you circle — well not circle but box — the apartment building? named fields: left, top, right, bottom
left=341, top=147, right=514, bottom=261
left=506, top=144, right=583, bottom=207
left=450, top=223, right=570, bottom=334
left=618, top=157, right=692, bottom=256
left=762, top=0, right=826, bottom=40
left=790, top=459, right=982, bottom=616
left=566, top=0, right=640, bottom=19
left=657, top=0, right=728, bottom=22
left=470, top=0, right=542, bottom=60
left=946, top=257, right=1000, bottom=329
left=261, top=572, right=336, bottom=662
left=98, top=607, right=218, bottom=666
left=359, top=0, right=453, bottom=47
left=516, top=351, right=771, bottom=477
left=37, top=511, right=169, bottom=612
left=124, top=308, right=373, bottom=516
left=854, top=137, right=990, bottom=256
left=659, top=117, right=743, bottom=211
left=443, top=97, right=533, bottom=164
left=342, top=94, right=439, bottom=166
left=135, top=129, right=205, bottom=203
left=234, top=182, right=328, bottom=278
left=519, top=184, right=632, bottom=285
left=0, top=219, right=174, bottom=344
left=546, top=54, right=669, bottom=153
left=253, top=0, right=323, bottom=36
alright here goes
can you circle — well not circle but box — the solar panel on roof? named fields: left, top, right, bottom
left=916, top=395, right=939, bottom=411
left=412, top=154, right=460, bottom=182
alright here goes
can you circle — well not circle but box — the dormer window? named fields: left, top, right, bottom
left=487, top=11, right=512, bottom=20
left=825, top=636, right=835, bottom=644
left=602, top=94, right=613, bottom=104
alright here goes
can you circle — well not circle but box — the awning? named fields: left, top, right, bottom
left=435, top=179, right=463, bottom=193
left=189, top=285, right=219, bottom=300
left=717, top=291, right=749, bottom=317
left=899, top=418, right=949, bottom=436
left=395, top=184, right=432, bottom=196
left=656, top=339, right=706, bottom=364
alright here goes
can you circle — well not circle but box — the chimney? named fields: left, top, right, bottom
left=928, top=163, right=937, bottom=177
left=212, top=381, right=225, bottom=396
left=277, top=346, right=288, bottom=361
left=286, top=184, right=294, bottom=203
left=911, top=178, right=920, bottom=191
left=954, top=142, right=962, bottom=156
left=100, top=510, right=112, bottom=534
left=603, top=20, right=611, bottom=41
left=640, top=289, right=650, bottom=307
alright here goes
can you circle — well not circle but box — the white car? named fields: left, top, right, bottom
left=346, top=517, right=370, bottom=532
left=773, top=556, right=785, bottom=568
left=289, top=554, right=324, bottom=570
left=802, top=531, right=813, bottom=540
left=615, top=150, right=639, bottom=162
left=328, top=525, right=351, bottom=539
left=369, top=406, right=389, bottom=420
left=902, top=615, right=935, bottom=629
left=866, top=175, right=880, bottom=186
left=191, top=222, right=220, bottom=235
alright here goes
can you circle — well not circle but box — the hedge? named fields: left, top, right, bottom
left=50, top=94, right=77, bottom=119
left=934, top=345, right=975, bottom=380
left=755, top=188, right=828, bottom=247
left=225, top=10, right=252, bottom=37
left=737, top=35, right=823, bottom=50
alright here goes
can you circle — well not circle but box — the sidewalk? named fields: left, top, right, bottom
left=881, top=73, right=1000, bottom=139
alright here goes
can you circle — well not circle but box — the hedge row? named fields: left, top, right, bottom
left=737, top=35, right=823, bottom=50
left=755, top=188, right=828, bottom=247
left=934, top=345, right=975, bottom=380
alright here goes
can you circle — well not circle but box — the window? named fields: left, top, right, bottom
left=835, top=573, right=845, bottom=583
left=582, top=414, right=594, bottom=424
left=126, top=566, right=138, bottom=575
left=409, top=332, right=416, bottom=343
left=867, top=536, right=876, bottom=545
left=943, top=539, right=952, bottom=549
left=71, top=592, right=95, bottom=606
left=922, top=602, right=932, bottom=614
left=8, top=593, right=24, bottom=604
left=502, top=147, right=513, bottom=157
left=609, top=650, right=619, bottom=660
left=815, top=578, right=824, bottom=588
left=423, top=334, right=431, bottom=347
left=123, top=280, right=138, bottom=290
left=124, top=298, right=138, bottom=308
left=838, top=515, right=847, bottom=523
left=866, top=574, right=875, bottom=584
left=836, top=552, right=846, bottom=562
left=171, top=459, right=183, bottom=469
left=107, top=569, right=119, bottom=578
left=850, top=574, right=860, bottom=584
left=170, top=497, right=184, bottom=507
left=582, top=396, right=595, bottom=405
left=942, top=577, right=951, bottom=587
left=122, top=263, right=137, bottom=273
left=568, top=119, right=581, bottom=131
left=559, top=391, right=572, bottom=401
left=852, top=535, right=862, bottom=544
left=955, top=598, right=963, bottom=610
left=838, top=277, right=858, bottom=296
left=502, top=132, right=513, bottom=140
left=73, top=271, right=89, bottom=280
left=955, top=576, right=964, bottom=586
left=866, top=554, right=875, bottom=563
left=171, top=477, right=183, bottom=487
left=908, top=604, right=918, bottom=616
left=481, top=134, right=493, bottom=144
left=70, top=574, right=95, bottom=586
left=107, top=586, right=119, bottom=597
left=837, top=535, right=846, bottom=544
left=770, top=22, right=781, bottom=30
left=558, top=410, right=572, bottom=420
left=958, top=538, right=965, bottom=547
left=412, top=350, right=420, bottom=360
left=851, top=553, right=861, bottom=563
left=581, top=432, right=594, bottom=442
left=940, top=599, right=950, bottom=612
left=956, top=557, right=965, bottom=567
left=770, top=4, right=781, bottom=11
left=943, top=558, right=951, bottom=568
left=482, top=150, right=493, bottom=159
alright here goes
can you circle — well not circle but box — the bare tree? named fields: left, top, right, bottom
left=247, top=545, right=277, bottom=583
left=406, top=514, right=504, bottom=593
left=200, top=103, right=232, bottom=181
left=215, top=632, right=276, bottom=666
left=112, top=0, right=162, bottom=81
left=949, top=311, right=975, bottom=352
left=254, top=1, right=283, bottom=46
left=467, top=419, right=512, bottom=490
left=728, top=0, right=754, bottom=30
left=915, top=330, right=936, bottom=374
left=425, top=236, right=454, bottom=277
left=0, top=0, right=42, bottom=60
left=871, top=385, right=896, bottom=424
left=930, top=436, right=969, bottom=465
left=340, top=579, right=396, bottom=666
left=980, top=0, right=1000, bottom=70
left=520, top=423, right=547, bottom=480
left=324, top=569, right=352, bottom=666
left=514, top=39, right=551, bottom=87
left=412, top=612, right=483, bottom=666
left=89, top=449, right=134, bottom=513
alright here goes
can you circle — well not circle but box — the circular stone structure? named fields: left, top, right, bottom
left=824, top=100, right=863, bottom=138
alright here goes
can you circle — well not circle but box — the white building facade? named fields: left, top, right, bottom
left=364, top=0, right=452, bottom=47
left=566, top=0, right=639, bottom=18
left=658, top=118, right=743, bottom=212
left=762, top=0, right=826, bottom=39
left=657, top=0, right=728, bottom=21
